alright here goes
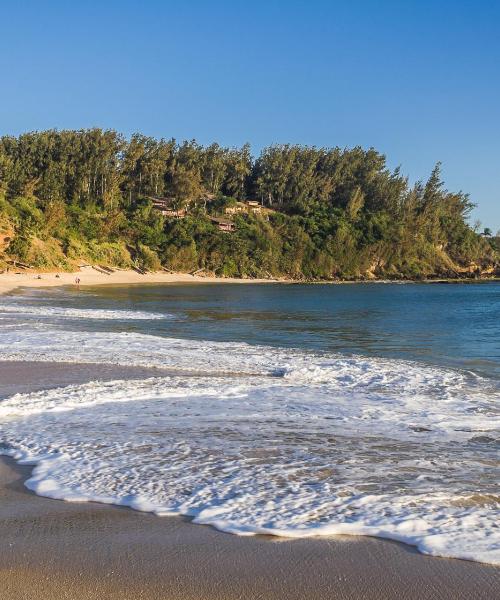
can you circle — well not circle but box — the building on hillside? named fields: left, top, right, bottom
left=148, top=196, right=186, bottom=218
left=149, top=196, right=176, bottom=209
left=210, top=217, right=236, bottom=232
left=246, top=200, right=262, bottom=213
left=225, top=204, right=246, bottom=215
left=161, top=208, right=186, bottom=219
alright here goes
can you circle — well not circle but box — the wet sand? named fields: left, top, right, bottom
left=1, top=361, right=499, bottom=599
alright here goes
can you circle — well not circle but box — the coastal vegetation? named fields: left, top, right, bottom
left=0, top=129, right=497, bottom=280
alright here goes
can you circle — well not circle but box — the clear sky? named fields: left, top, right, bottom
left=1, top=1, right=498, bottom=231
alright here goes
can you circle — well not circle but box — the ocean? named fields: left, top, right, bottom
left=0, top=282, right=499, bottom=564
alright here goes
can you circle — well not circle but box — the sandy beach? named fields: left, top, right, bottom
left=0, top=267, right=274, bottom=296
left=0, top=361, right=498, bottom=599
left=2, top=0, right=499, bottom=596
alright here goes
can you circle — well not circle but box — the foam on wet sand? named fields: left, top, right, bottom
left=0, top=325, right=498, bottom=564
left=1, top=362, right=500, bottom=600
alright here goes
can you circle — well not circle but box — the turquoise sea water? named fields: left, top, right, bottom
left=0, top=282, right=499, bottom=563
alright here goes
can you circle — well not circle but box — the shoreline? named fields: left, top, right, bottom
left=1, top=267, right=499, bottom=297
left=1, top=453, right=499, bottom=600
left=2, top=454, right=500, bottom=600
left=1, top=361, right=500, bottom=600
left=0, top=267, right=277, bottom=296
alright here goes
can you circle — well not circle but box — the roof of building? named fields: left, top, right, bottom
left=209, top=216, right=231, bottom=223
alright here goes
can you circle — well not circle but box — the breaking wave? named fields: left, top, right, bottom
left=0, top=303, right=169, bottom=321
left=1, top=322, right=499, bottom=565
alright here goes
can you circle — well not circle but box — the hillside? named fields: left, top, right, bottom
left=0, top=129, right=497, bottom=280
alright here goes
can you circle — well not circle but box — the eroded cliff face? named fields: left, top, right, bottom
left=351, top=243, right=498, bottom=281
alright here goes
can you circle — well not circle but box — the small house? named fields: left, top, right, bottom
left=150, top=196, right=176, bottom=209
left=246, top=200, right=262, bottom=213
left=225, top=205, right=246, bottom=215
left=210, top=217, right=236, bottom=232
left=161, top=208, right=186, bottom=219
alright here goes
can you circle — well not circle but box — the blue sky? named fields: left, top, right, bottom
left=1, top=1, right=498, bottom=231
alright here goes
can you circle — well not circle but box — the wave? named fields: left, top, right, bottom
left=1, top=352, right=499, bottom=565
left=0, top=304, right=169, bottom=320
left=0, top=323, right=489, bottom=384
left=0, top=298, right=498, bottom=565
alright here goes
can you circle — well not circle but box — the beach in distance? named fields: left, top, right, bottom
left=0, top=279, right=499, bottom=598
left=1, top=266, right=499, bottom=298
left=0, top=267, right=275, bottom=296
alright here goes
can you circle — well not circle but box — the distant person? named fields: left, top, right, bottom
left=75, top=277, right=81, bottom=286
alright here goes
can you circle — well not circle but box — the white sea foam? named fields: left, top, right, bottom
left=0, top=303, right=168, bottom=320
left=0, top=303, right=499, bottom=565
left=0, top=323, right=490, bottom=389
left=1, top=352, right=499, bottom=564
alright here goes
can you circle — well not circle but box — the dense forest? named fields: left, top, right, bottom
left=0, top=129, right=497, bottom=280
